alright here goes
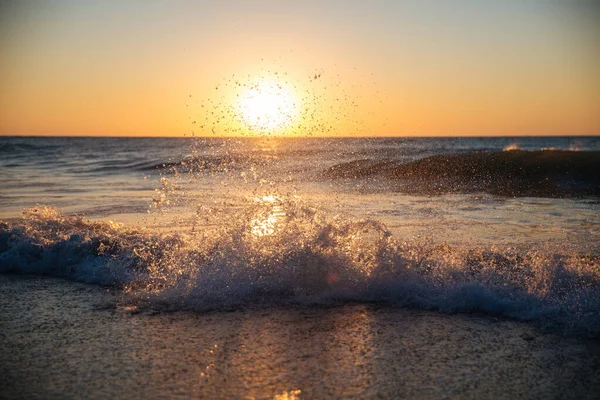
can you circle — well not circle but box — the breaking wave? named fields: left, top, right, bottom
left=322, top=150, right=600, bottom=197
left=1, top=205, right=599, bottom=336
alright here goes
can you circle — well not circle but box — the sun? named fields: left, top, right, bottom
left=237, top=79, right=299, bottom=134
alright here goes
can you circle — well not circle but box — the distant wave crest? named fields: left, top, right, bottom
left=322, top=150, right=600, bottom=197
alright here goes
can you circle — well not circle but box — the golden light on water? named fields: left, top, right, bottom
left=237, top=79, right=299, bottom=134
left=250, top=195, right=285, bottom=237
left=274, top=389, right=302, bottom=400
left=250, top=212, right=279, bottom=237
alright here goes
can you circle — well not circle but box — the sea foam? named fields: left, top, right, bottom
left=1, top=204, right=599, bottom=336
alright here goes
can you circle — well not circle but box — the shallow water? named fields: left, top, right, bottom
left=2, top=274, right=599, bottom=399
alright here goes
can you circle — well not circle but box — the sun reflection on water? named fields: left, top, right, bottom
left=273, top=389, right=302, bottom=400
left=250, top=195, right=286, bottom=237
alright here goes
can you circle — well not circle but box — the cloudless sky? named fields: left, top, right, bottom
left=0, top=0, right=598, bottom=136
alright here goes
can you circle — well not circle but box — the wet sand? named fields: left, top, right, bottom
left=1, top=274, right=599, bottom=399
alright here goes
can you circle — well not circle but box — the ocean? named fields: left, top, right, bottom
left=1, top=136, right=600, bottom=398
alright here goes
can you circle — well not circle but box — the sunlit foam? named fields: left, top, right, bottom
left=274, top=389, right=302, bottom=400
left=250, top=195, right=285, bottom=237
left=257, top=195, right=278, bottom=203
left=503, top=144, right=521, bottom=151
left=3, top=205, right=600, bottom=335
left=250, top=212, right=280, bottom=237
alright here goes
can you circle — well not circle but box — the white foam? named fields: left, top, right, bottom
left=1, top=205, right=599, bottom=335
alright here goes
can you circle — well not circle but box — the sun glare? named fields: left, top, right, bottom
left=237, top=79, right=299, bottom=134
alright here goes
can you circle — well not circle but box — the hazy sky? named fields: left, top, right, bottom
left=1, top=0, right=598, bottom=136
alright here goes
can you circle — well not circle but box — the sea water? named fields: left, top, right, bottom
left=1, top=136, right=599, bottom=330
left=0, top=137, right=600, bottom=326
left=1, top=136, right=600, bottom=398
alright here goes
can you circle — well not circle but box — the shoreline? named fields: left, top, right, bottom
left=2, top=274, right=599, bottom=399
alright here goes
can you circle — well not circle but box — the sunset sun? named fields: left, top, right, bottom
left=237, top=79, right=299, bottom=133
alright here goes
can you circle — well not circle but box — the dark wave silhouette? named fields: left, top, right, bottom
left=322, top=150, right=600, bottom=197
left=141, top=154, right=272, bottom=173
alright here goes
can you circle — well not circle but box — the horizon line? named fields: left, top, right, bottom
left=1, top=134, right=599, bottom=139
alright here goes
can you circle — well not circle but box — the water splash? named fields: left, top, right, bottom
left=2, top=205, right=599, bottom=336
left=503, top=143, right=521, bottom=151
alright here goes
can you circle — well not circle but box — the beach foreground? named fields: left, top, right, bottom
left=1, top=274, right=599, bottom=399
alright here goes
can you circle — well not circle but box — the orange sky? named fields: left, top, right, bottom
left=0, top=1, right=599, bottom=137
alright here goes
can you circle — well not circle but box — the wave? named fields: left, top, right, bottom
left=322, top=150, right=600, bottom=197
left=1, top=205, right=599, bottom=336
left=142, top=154, right=273, bottom=173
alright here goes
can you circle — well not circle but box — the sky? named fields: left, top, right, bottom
left=0, top=0, right=599, bottom=137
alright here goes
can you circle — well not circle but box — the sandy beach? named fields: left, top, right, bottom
left=2, top=274, right=599, bottom=399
